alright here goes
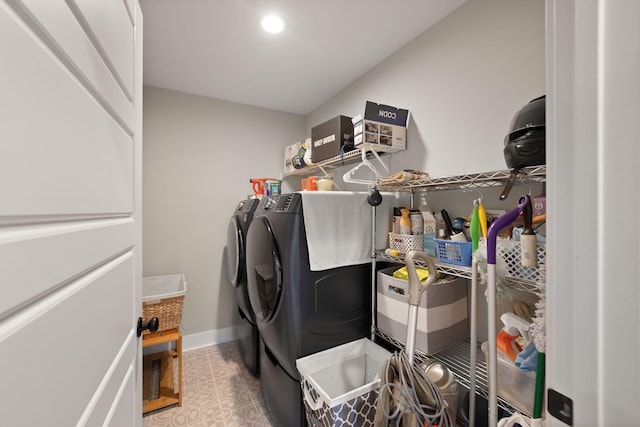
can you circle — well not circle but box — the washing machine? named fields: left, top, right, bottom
left=226, top=198, right=260, bottom=377
left=246, top=193, right=372, bottom=427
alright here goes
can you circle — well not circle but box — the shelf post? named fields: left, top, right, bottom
left=371, top=203, right=377, bottom=341
left=470, top=258, right=478, bottom=427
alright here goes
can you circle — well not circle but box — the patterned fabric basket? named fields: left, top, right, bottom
left=142, top=275, right=186, bottom=334
left=300, top=377, right=380, bottom=427
left=296, top=338, right=391, bottom=427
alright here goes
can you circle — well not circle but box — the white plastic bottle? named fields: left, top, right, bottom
left=410, top=210, right=424, bottom=235
left=420, top=207, right=437, bottom=256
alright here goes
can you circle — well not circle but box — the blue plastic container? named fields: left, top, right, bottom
left=435, top=239, right=473, bottom=266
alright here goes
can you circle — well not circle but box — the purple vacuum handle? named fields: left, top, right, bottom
left=486, top=196, right=529, bottom=264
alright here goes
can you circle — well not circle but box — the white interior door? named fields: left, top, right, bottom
left=0, top=1, right=143, bottom=426
left=547, top=0, right=640, bottom=425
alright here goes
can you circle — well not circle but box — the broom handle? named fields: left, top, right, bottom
left=406, top=305, right=419, bottom=366
left=469, top=259, right=478, bottom=427
left=488, top=264, right=498, bottom=427
left=487, top=197, right=529, bottom=427
left=532, top=352, right=546, bottom=424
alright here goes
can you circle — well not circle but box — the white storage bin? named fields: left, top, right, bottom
left=376, top=267, right=468, bottom=355
left=388, top=233, right=424, bottom=254
left=296, top=338, right=391, bottom=427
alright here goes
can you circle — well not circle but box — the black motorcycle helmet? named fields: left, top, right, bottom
left=503, top=95, right=545, bottom=169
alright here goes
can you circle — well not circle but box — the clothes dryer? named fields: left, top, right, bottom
left=246, top=193, right=371, bottom=427
left=226, top=198, right=260, bottom=376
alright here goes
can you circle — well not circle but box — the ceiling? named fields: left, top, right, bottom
left=140, top=0, right=466, bottom=115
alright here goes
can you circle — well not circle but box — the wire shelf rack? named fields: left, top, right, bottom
left=372, top=164, right=545, bottom=423
left=283, top=147, right=390, bottom=177
left=375, top=165, right=546, bottom=192
left=376, top=250, right=544, bottom=293
left=375, top=333, right=527, bottom=418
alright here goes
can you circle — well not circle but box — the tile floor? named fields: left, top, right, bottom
left=143, top=341, right=275, bottom=427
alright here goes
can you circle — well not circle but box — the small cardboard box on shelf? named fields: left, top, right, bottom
left=311, top=115, right=355, bottom=163
left=353, top=101, right=410, bottom=153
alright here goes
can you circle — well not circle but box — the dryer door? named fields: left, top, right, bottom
left=246, top=216, right=282, bottom=322
left=226, top=215, right=243, bottom=287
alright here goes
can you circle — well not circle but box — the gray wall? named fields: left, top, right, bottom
left=142, top=87, right=304, bottom=338
left=304, top=0, right=545, bottom=185
left=142, top=0, right=545, bottom=340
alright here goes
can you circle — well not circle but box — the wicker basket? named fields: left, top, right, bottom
left=142, top=275, right=186, bottom=334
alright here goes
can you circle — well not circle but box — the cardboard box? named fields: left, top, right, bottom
left=376, top=267, right=468, bottom=355
left=311, top=115, right=354, bottom=163
left=353, top=101, right=410, bottom=153
left=296, top=338, right=391, bottom=427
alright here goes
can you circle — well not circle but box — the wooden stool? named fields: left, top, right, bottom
left=142, top=328, right=182, bottom=414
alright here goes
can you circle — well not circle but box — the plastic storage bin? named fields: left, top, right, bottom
left=388, top=233, right=424, bottom=254
left=481, top=341, right=536, bottom=415
left=142, top=274, right=187, bottom=334
left=435, top=239, right=473, bottom=266
left=296, top=338, right=391, bottom=427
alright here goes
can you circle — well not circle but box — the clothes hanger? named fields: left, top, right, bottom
left=342, top=146, right=390, bottom=185
left=518, top=174, right=533, bottom=196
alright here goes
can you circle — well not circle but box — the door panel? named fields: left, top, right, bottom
left=0, top=0, right=142, bottom=425
left=0, top=219, right=134, bottom=318
left=85, top=344, right=136, bottom=426
left=105, top=366, right=136, bottom=427
left=69, top=0, right=134, bottom=99
left=16, top=0, right=134, bottom=131
left=0, top=3, right=133, bottom=217
left=0, top=255, right=134, bottom=426
left=123, top=0, right=135, bottom=25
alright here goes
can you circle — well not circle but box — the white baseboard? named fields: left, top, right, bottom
left=182, top=326, right=237, bottom=352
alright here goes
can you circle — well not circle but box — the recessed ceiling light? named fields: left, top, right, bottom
left=261, top=14, right=286, bottom=34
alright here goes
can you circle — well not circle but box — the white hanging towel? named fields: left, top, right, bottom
left=300, top=191, right=397, bottom=271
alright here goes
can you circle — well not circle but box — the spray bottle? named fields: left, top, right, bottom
left=496, top=312, right=530, bottom=362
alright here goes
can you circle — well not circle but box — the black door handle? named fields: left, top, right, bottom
left=137, top=317, right=159, bottom=337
